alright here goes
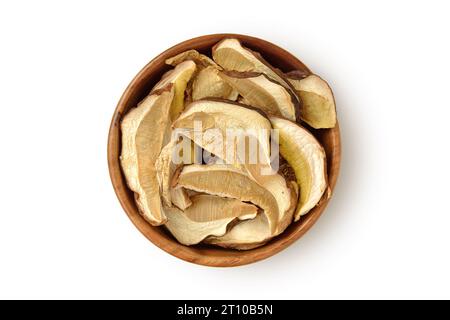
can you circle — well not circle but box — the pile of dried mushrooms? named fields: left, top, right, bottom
left=120, top=38, right=336, bottom=250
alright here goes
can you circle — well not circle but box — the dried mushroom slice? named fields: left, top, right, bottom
left=287, top=74, right=337, bottom=129
left=270, top=116, right=327, bottom=220
left=152, top=60, right=196, bottom=121
left=205, top=180, right=298, bottom=249
left=184, top=195, right=258, bottom=222
left=219, top=71, right=299, bottom=121
left=155, top=138, right=178, bottom=207
left=205, top=169, right=297, bottom=249
left=192, top=66, right=239, bottom=101
left=120, top=87, right=174, bottom=225
left=165, top=49, right=217, bottom=68
left=155, top=133, right=200, bottom=208
left=164, top=194, right=258, bottom=245
left=212, top=38, right=291, bottom=89
left=173, top=100, right=272, bottom=166
left=177, top=164, right=279, bottom=234
left=205, top=213, right=269, bottom=249
left=164, top=207, right=235, bottom=246
left=170, top=187, right=192, bottom=210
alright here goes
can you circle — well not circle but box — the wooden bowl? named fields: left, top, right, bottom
left=107, top=34, right=341, bottom=267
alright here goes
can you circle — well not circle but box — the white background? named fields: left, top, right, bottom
left=0, top=0, right=449, bottom=299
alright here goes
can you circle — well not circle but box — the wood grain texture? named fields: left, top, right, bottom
left=107, top=34, right=341, bottom=267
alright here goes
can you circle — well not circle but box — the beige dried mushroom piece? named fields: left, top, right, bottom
left=212, top=38, right=291, bottom=89
left=170, top=187, right=192, bottom=210
left=192, top=66, right=239, bottom=101
left=152, top=60, right=196, bottom=121
left=205, top=213, right=269, bottom=249
left=164, top=195, right=258, bottom=246
left=177, top=164, right=280, bottom=234
left=120, top=86, right=174, bottom=225
left=164, top=207, right=234, bottom=246
left=173, top=99, right=272, bottom=166
left=270, top=116, right=327, bottom=220
left=155, top=132, right=201, bottom=208
left=155, top=138, right=179, bottom=208
left=219, top=71, right=299, bottom=121
left=205, top=180, right=298, bottom=249
left=287, top=74, right=337, bottom=129
left=165, top=49, right=217, bottom=68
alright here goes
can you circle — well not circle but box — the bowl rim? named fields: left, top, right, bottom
left=107, top=33, right=341, bottom=267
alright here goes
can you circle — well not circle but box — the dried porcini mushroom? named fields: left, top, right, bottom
left=156, top=132, right=202, bottom=208
left=270, top=116, right=327, bottom=220
left=212, top=38, right=291, bottom=89
left=155, top=138, right=179, bottom=208
left=119, top=37, right=336, bottom=250
left=172, top=99, right=272, bottom=166
left=165, top=49, right=217, bottom=68
left=164, top=207, right=235, bottom=246
left=205, top=173, right=297, bottom=249
left=152, top=60, right=196, bottom=121
left=192, top=67, right=239, bottom=101
left=177, top=164, right=280, bottom=234
left=219, top=71, right=299, bottom=121
left=287, top=74, right=337, bottom=129
left=164, top=194, right=258, bottom=245
left=120, top=86, right=174, bottom=225
left=170, top=187, right=192, bottom=210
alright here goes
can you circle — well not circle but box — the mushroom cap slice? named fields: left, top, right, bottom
left=212, top=38, right=291, bottom=89
left=120, top=87, right=174, bottom=225
left=192, top=66, right=239, bottom=101
left=219, top=71, right=299, bottom=121
left=165, top=49, right=217, bottom=68
left=204, top=172, right=297, bottom=249
left=152, top=60, right=196, bottom=121
left=173, top=100, right=272, bottom=166
left=287, top=74, right=337, bottom=129
left=270, top=116, right=327, bottom=220
left=177, top=164, right=279, bottom=234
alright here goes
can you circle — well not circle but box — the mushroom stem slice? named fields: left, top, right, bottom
left=270, top=116, right=327, bottom=220
left=177, top=164, right=279, bottom=234
left=152, top=60, right=196, bottom=121
left=212, top=38, right=291, bottom=89
left=120, top=86, right=174, bottom=225
left=219, top=71, right=299, bottom=121
left=287, top=74, right=337, bottom=129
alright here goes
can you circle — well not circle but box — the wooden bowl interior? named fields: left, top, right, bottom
left=108, top=34, right=341, bottom=267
